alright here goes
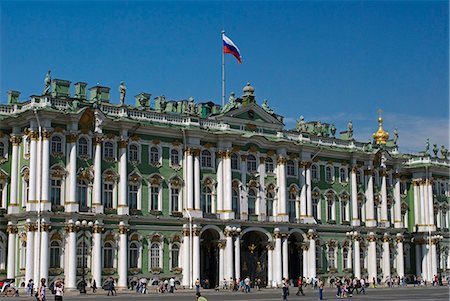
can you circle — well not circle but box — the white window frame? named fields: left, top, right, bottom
left=325, top=166, right=334, bottom=183
left=103, top=181, right=115, bottom=209
left=265, top=157, right=274, bottom=173
left=170, top=243, right=181, bottom=269
left=103, top=241, right=116, bottom=269
left=247, top=155, right=257, bottom=173
left=311, top=164, right=319, bottom=181
left=170, top=148, right=180, bottom=167
left=51, top=134, right=65, bottom=155
left=231, top=153, right=240, bottom=171
left=201, top=150, right=213, bottom=168
left=77, top=136, right=91, bottom=158
left=49, top=240, right=62, bottom=269
left=149, top=146, right=161, bottom=165
left=248, top=188, right=257, bottom=216
left=149, top=242, right=163, bottom=270
left=128, top=241, right=141, bottom=269
left=103, top=140, right=116, bottom=161
left=170, top=185, right=181, bottom=213
left=328, top=246, right=337, bottom=269
left=339, top=168, right=348, bottom=183
left=286, top=160, right=296, bottom=177
left=128, top=143, right=140, bottom=163
left=128, top=180, right=141, bottom=210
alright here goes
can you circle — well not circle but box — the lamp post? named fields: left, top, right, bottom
left=75, top=220, right=93, bottom=293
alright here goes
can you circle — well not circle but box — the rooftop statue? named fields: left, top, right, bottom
left=296, top=115, right=306, bottom=132
left=119, top=81, right=126, bottom=105
left=262, top=99, right=274, bottom=114
left=187, top=97, right=196, bottom=114
left=347, top=120, right=353, bottom=139
left=433, top=144, right=439, bottom=157
left=315, top=121, right=323, bottom=136
left=43, top=70, right=51, bottom=95
left=425, top=138, right=430, bottom=154
left=330, top=124, right=336, bottom=138
left=440, top=145, right=448, bottom=160
left=221, top=92, right=239, bottom=113
left=393, top=128, right=398, bottom=144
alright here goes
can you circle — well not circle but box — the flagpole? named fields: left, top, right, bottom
left=221, top=30, right=225, bottom=106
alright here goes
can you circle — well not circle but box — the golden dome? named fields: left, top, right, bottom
left=373, top=113, right=389, bottom=145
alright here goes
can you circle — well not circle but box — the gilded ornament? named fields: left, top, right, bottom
left=93, top=136, right=104, bottom=145
left=181, top=229, right=190, bottom=236
left=192, top=228, right=201, bottom=236
left=118, top=225, right=129, bottom=235
left=118, top=139, right=128, bottom=148
left=10, top=136, right=22, bottom=146
left=248, top=243, right=257, bottom=254
left=277, top=156, right=287, bottom=165
left=41, top=224, right=52, bottom=232
left=240, top=154, right=247, bottom=161
left=42, top=131, right=52, bottom=140
left=6, top=225, right=18, bottom=234
left=29, top=131, right=39, bottom=140
left=66, top=133, right=78, bottom=143
left=64, top=224, right=76, bottom=233
left=372, top=110, right=389, bottom=145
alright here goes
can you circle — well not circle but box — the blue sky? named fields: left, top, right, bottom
left=1, top=0, right=448, bottom=153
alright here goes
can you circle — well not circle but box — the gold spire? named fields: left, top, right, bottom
left=373, top=109, right=389, bottom=145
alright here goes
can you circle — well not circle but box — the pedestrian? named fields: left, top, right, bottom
left=38, top=278, right=47, bottom=301
left=169, top=277, right=175, bottom=293
left=92, top=279, right=97, bottom=293
left=281, top=278, right=289, bottom=300
left=195, top=278, right=200, bottom=294
left=318, top=278, right=324, bottom=300
left=244, top=276, right=251, bottom=293
left=107, top=277, right=115, bottom=296
left=196, top=292, right=207, bottom=301
left=296, top=276, right=305, bottom=296
left=27, top=279, right=34, bottom=296
left=359, top=278, right=366, bottom=295
left=54, top=280, right=64, bottom=301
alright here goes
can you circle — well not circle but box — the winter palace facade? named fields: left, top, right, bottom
left=0, top=78, right=449, bottom=290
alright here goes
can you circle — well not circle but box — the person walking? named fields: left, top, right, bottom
left=318, top=278, right=324, bottom=300
left=92, top=280, right=97, bottom=293
left=38, top=278, right=47, bottom=301
left=169, top=277, right=175, bottom=293
left=282, top=278, right=289, bottom=301
left=196, top=292, right=207, bottom=301
left=359, top=278, right=366, bottom=295
left=195, top=278, right=200, bottom=294
left=54, top=280, right=64, bottom=301
left=296, top=276, right=305, bottom=296
left=27, top=279, right=34, bottom=296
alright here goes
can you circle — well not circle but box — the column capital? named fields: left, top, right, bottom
left=118, top=225, right=129, bottom=235
left=351, top=166, right=358, bottom=173
left=367, top=233, right=377, bottom=242
left=6, top=224, right=18, bottom=234
left=118, top=139, right=128, bottom=149
left=41, top=224, right=52, bottom=232
left=92, top=225, right=104, bottom=234
left=10, top=136, right=22, bottom=146
left=277, top=156, right=287, bottom=165
left=181, top=228, right=190, bottom=236
left=364, top=169, right=373, bottom=176
left=306, top=230, right=318, bottom=240
left=382, top=234, right=391, bottom=243
left=29, top=131, right=40, bottom=140
left=192, top=228, right=201, bottom=236
left=266, top=242, right=275, bottom=251
left=300, top=242, right=310, bottom=251
left=393, top=172, right=401, bottom=179
left=25, top=223, right=37, bottom=232
left=65, top=223, right=77, bottom=233
left=93, top=135, right=104, bottom=145
left=380, top=169, right=387, bottom=177
left=395, top=235, right=404, bottom=243
left=66, top=133, right=79, bottom=143
left=217, top=240, right=226, bottom=249
left=185, top=148, right=194, bottom=156
left=42, top=131, right=52, bottom=140
left=299, top=161, right=309, bottom=168
left=223, top=150, right=232, bottom=159
left=272, top=232, right=283, bottom=239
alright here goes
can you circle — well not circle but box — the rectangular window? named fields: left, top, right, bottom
left=103, top=183, right=114, bottom=208
left=171, top=188, right=179, bottom=212
left=150, top=186, right=159, bottom=211
left=77, top=181, right=88, bottom=209
left=341, top=202, right=347, bottom=222
left=129, top=184, right=138, bottom=210
left=50, top=179, right=61, bottom=206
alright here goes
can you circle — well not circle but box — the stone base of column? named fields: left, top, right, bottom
left=366, top=220, right=377, bottom=227
left=188, top=210, right=203, bottom=218
left=41, top=201, right=51, bottom=212
left=92, top=204, right=104, bottom=214
left=394, top=221, right=403, bottom=228
left=302, top=216, right=316, bottom=224
left=65, top=203, right=79, bottom=212
left=277, top=214, right=289, bottom=222
left=8, top=205, right=19, bottom=214
left=221, top=211, right=235, bottom=220
left=351, top=220, right=361, bottom=227
left=417, top=225, right=436, bottom=232
left=380, top=220, right=390, bottom=228
left=117, top=206, right=129, bottom=215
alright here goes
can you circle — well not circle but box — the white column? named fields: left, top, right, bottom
left=218, top=244, right=224, bottom=285
left=300, top=163, right=307, bottom=219
left=413, top=181, right=420, bottom=227
left=394, top=174, right=403, bottom=228
left=421, top=244, right=428, bottom=281
left=415, top=243, right=422, bottom=278
left=6, top=224, right=18, bottom=278
left=354, top=237, right=361, bottom=279
left=181, top=227, right=191, bottom=287
left=427, top=181, right=435, bottom=229
left=25, top=223, right=35, bottom=287
left=430, top=240, right=437, bottom=278
left=274, top=231, right=282, bottom=286
left=28, top=131, right=38, bottom=210
left=267, top=245, right=273, bottom=287
left=382, top=235, right=391, bottom=283
left=194, top=153, right=201, bottom=211
left=365, top=170, right=376, bottom=227
left=41, top=131, right=51, bottom=211
left=93, top=137, right=103, bottom=212
left=396, top=235, right=404, bottom=278
left=277, top=156, right=287, bottom=221
left=225, top=231, right=234, bottom=280
left=347, top=244, right=353, bottom=273
left=302, top=244, right=309, bottom=278
left=420, top=184, right=427, bottom=227
left=216, top=153, right=223, bottom=214
left=307, top=230, right=317, bottom=279
left=92, top=224, right=103, bottom=289
left=234, top=234, right=241, bottom=280
left=40, top=224, right=50, bottom=281
left=118, top=140, right=129, bottom=215
left=65, top=222, right=77, bottom=290
left=223, top=151, right=233, bottom=219
left=192, top=226, right=201, bottom=286
left=367, top=233, right=377, bottom=284
left=33, top=230, right=40, bottom=283
left=66, top=135, right=78, bottom=212
left=351, top=167, right=360, bottom=226
left=306, top=164, right=312, bottom=219
left=8, top=136, right=21, bottom=213
left=186, top=150, right=194, bottom=210
left=282, top=235, right=289, bottom=280
left=117, top=223, right=128, bottom=288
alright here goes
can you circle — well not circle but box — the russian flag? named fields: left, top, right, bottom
left=223, top=34, right=242, bottom=64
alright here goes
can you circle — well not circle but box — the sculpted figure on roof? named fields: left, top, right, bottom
left=221, top=92, right=239, bottom=113
left=119, top=81, right=126, bottom=105
left=347, top=120, right=353, bottom=139
left=296, top=115, right=307, bottom=132
left=262, top=99, right=274, bottom=114
left=43, top=70, right=51, bottom=95
left=393, top=128, right=398, bottom=144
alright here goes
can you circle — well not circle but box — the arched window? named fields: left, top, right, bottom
left=150, top=184, right=160, bottom=211
left=248, top=188, right=256, bottom=216
left=104, top=141, right=114, bottom=159
left=128, top=182, right=139, bottom=210
left=358, top=199, right=363, bottom=221
left=201, top=186, right=213, bottom=213
left=77, top=241, right=88, bottom=269
left=103, top=242, right=114, bottom=268
left=312, top=194, right=320, bottom=220
left=266, top=191, right=274, bottom=217
left=170, top=186, right=180, bottom=212
left=78, top=137, right=88, bottom=156
left=103, top=182, right=114, bottom=209
left=128, top=144, right=139, bottom=162
left=150, top=243, right=161, bottom=269
left=288, top=189, right=296, bottom=220
left=327, top=195, right=335, bottom=221
left=200, top=150, right=212, bottom=168
left=247, top=155, right=257, bottom=173
left=170, top=244, right=180, bottom=269
left=340, top=168, right=347, bottom=183
left=77, top=180, right=88, bottom=210
left=129, top=242, right=139, bottom=269
left=325, top=166, right=333, bottom=182
left=150, top=147, right=160, bottom=165
left=51, top=136, right=63, bottom=154
left=265, top=157, right=274, bottom=173
left=356, top=170, right=362, bottom=184
left=287, top=160, right=295, bottom=176
left=50, top=241, right=61, bottom=268
left=328, top=247, right=336, bottom=269
left=343, top=248, right=349, bottom=269
left=50, top=178, right=62, bottom=206
left=232, top=187, right=240, bottom=217
left=231, top=154, right=239, bottom=170
left=170, top=149, right=180, bottom=166
left=311, top=165, right=319, bottom=180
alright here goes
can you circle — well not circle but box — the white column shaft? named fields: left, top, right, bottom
left=9, top=141, right=19, bottom=209
left=420, top=185, right=427, bottom=226
left=68, top=142, right=77, bottom=208
left=351, top=170, right=359, bottom=225
left=234, top=236, right=241, bottom=280
left=421, top=244, right=428, bottom=280
left=216, top=159, right=223, bottom=212
left=394, top=177, right=402, bottom=228
left=309, top=238, right=316, bottom=279
left=182, top=235, right=191, bottom=287
left=368, top=240, right=377, bottom=284
left=194, top=156, right=201, bottom=210
left=430, top=243, right=437, bottom=278
left=187, top=154, right=194, bottom=210
left=118, top=233, right=128, bottom=288
left=274, top=237, right=282, bottom=286
left=41, top=137, right=50, bottom=203
left=267, top=248, right=273, bottom=287
left=92, top=232, right=102, bottom=287
left=118, top=146, right=129, bottom=215
left=302, top=247, right=309, bottom=278
left=413, top=183, right=420, bottom=227
left=427, top=183, right=434, bottom=227
left=66, top=231, right=77, bottom=289
left=365, top=173, right=375, bottom=227
left=396, top=241, right=404, bottom=278
left=225, top=236, right=234, bottom=280
left=277, top=161, right=287, bottom=219
left=29, top=138, right=37, bottom=205
left=34, top=231, right=40, bottom=283
left=40, top=230, right=49, bottom=281
left=354, top=239, right=361, bottom=279
left=223, top=156, right=233, bottom=219
left=25, top=229, right=35, bottom=286
left=192, top=235, right=200, bottom=286
left=382, top=240, right=390, bottom=282
left=282, top=237, right=289, bottom=279
left=7, top=231, right=16, bottom=278
left=306, top=167, right=312, bottom=217
left=93, top=143, right=102, bottom=206
left=218, top=247, right=224, bottom=285
left=300, top=166, right=306, bottom=217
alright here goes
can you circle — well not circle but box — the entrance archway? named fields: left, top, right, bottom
left=200, top=228, right=220, bottom=288
left=241, top=231, right=269, bottom=286
left=288, top=232, right=304, bottom=281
